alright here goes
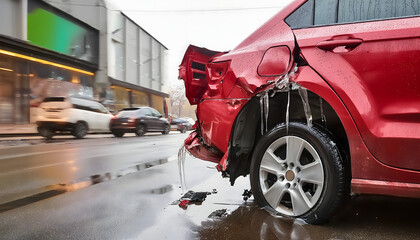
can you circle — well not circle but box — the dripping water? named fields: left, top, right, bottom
left=178, top=145, right=188, bottom=194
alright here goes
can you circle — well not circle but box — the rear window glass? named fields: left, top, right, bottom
left=116, top=110, right=138, bottom=118
left=43, top=97, right=65, bottom=102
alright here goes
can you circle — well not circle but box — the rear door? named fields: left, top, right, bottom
left=288, top=0, right=420, bottom=170
left=141, top=108, right=158, bottom=130
left=149, top=108, right=165, bottom=130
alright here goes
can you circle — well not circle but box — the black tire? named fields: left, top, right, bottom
left=135, top=124, right=146, bottom=136
left=112, top=130, right=124, bottom=138
left=38, top=127, right=54, bottom=140
left=179, top=126, right=186, bottom=133
left=162, top=124, right=170, bottom=135
left=72, top=122, right=88, bottom=139
left=250, top=122, right=345, bottom=224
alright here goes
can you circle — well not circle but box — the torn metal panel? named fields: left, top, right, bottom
left=298, top=87, right=313, bottom=128
left=320, top=97, right=327, bottom=126
left=197, top=99, right=249, bottom=153
left=259, top=92, right=270, bottom=135
left=183, top=131, right=223, bottom=164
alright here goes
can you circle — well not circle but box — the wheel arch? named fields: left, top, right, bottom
left=226, top=66, right=355, bottom=188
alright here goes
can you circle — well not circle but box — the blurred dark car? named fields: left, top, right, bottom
left=170, top=117, right=193, bottom=133
left=110, top=107, right=170, bottom=137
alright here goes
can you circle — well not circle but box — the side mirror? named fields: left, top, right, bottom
left=257, top=46, right=291, bottom=77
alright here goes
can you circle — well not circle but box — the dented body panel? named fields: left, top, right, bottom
left=179, top=0, right=420, bottom=199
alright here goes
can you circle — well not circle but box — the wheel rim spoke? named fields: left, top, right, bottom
left=300, top=161, right=324, bottom=185
left=289, top=187, right=311, bottom=215
left=260, top=150, right=283, bottom=175
left=263, top=181, right=287, bottom=208
left=286, top=136, right=305, bottom=163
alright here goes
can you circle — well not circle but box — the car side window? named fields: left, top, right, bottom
left=284, top=0, right=315, bottom=29
left=285, top=0, right=420, bottom=29
left=150, top=109, right=161, bottom=117
left=137, top=109, right=150, bottom=117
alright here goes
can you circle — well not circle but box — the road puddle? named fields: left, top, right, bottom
left=0, top=158, right=170, bottom=213
left=198, top=205, right=311, bottom=240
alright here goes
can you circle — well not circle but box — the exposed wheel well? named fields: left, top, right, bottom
left=226, top=89, right=350, bottom=187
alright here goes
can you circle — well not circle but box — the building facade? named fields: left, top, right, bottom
left=0, top=0, right=168, bottom=124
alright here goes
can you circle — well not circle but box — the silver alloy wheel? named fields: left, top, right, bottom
left=259, top=136, right=324, bottom=216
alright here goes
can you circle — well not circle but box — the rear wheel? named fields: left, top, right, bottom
left=135, top=124, right=146, bottom=136
left=72, top=122, right=88, bottom=139
left=162, top=124, right=170, bottom=135
left=112, top=130, right=124, bottom=138
left=250, top=122, right=345, bottom=224
left=38, top=127, right=54, bottom=140
left=179, top=126, right=186, bottom=133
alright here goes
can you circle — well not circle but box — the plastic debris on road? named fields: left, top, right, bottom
left=242, top=189, right=252, bottom=201
left=176, top=190, right=211, bottom=209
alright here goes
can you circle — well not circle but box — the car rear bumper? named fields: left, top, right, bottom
left=110, top=122, right=137, bottom=132
left=36, top=121, right=75, bottom=131
left=184, top=131, right=224, bottom=164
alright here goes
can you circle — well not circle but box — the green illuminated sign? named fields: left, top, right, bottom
left=27, top=0, right=99, bottom=64
left=28, top=8, right=85, bottom=55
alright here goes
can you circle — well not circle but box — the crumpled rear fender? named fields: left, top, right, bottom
left=180, top=18, right=297, bottom=172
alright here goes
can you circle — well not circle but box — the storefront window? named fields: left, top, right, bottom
left=0, top=49, right=94, bottom=124
left=112, top=86, right=129, bottom=111
left=131, top=90, right=149, bottom=107
left=150, top=94, right=164, bottom=114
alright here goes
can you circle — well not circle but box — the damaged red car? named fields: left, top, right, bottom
left=179, top=0, right=420, bottom=224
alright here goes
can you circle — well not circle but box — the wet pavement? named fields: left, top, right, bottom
left=0, top=133, right=420, bottom=239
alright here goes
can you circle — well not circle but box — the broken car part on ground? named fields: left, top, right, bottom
left=178, top=0, right=420, bottom=224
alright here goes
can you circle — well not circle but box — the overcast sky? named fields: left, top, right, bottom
left=112, top=0, right=293, bottom=87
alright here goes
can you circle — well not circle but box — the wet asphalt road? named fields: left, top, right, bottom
left=0, top=133, right=420, bottom=239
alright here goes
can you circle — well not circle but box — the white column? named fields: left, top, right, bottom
left=21, top=0, right=28, bottom=40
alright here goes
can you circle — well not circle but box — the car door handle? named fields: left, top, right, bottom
left=316, top=39, right=363, bottom=52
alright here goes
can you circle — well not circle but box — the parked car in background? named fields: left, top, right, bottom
left=36, top=97, right=113, bottom=139
left=110, top=107, right=170, bottom=137
left=182, top=117, right=195, bottom=126
left=169, top=116, right=193, bottom=133
left=179, top=0, right=420, bottom=224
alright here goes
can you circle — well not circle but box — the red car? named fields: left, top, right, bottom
left=179, top=0, right=420, bottom=224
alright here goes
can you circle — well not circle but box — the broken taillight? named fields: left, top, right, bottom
left=179, top=45, right=222, bottom=105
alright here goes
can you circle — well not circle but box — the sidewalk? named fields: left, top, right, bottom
left=0, top=124, right=38, bottom=136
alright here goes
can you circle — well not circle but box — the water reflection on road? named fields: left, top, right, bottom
left=199, top=205, right=311, bottom=240
left=0, top=158, right=169, bottom=213
left=197, top=194, right=420, bottom=240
